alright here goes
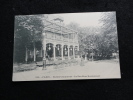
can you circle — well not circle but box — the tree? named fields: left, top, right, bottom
left=14, top=15, right=45, bottom=63
left=66, top=22, right=100, bottom=57
left=60, top=12, right=118, bottom=60
left=98, top=12, right=118, bottom=59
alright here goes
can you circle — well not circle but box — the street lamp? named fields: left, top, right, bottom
left=42, top=32, right=46, bottom=57
left=42, top=32, right=46, bottom=70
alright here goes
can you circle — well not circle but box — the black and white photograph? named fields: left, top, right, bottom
left=13, top=12, right=121, bottom=81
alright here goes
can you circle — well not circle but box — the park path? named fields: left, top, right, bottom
left=12, top=60, right=121, bottom=81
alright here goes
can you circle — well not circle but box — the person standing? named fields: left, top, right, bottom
left=80, top=56, right=84, bottom=66
left=42, top=57, right=46, bottom=70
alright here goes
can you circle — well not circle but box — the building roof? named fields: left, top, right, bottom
left=43, top=18, right=78, bottom=35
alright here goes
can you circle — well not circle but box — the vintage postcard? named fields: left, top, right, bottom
left=13, top=12, right=121, bottom=81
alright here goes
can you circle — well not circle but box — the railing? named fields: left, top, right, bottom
left=46, top=33, right=54, bottom=39
left=45, top=33, right=78, bottom=44
left=55, top=35, right=62, bottom=40
left=63, top=38, right=68, bottom=42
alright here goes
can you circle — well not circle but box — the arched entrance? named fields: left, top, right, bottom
left=69, top=45, right=73, bottom=56
left=56, top=44, right=61, bottom=57
left=63, top=45, right=68, bottom=56
left=46, top=43, right=53, bottom=58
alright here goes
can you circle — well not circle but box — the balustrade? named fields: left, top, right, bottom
left=45, top=32, right=78, bottom=44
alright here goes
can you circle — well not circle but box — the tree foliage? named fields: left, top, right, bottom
left=99, top=12, right=118, bottom=54
left=66, top=12, right=118, bottom=59
left=14, top=15, right=45, bottom=62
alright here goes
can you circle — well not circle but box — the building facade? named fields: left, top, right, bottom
left=26, top=17, right=79, bottom=62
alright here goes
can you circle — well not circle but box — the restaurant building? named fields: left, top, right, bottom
left=25, top=16, right=79, bottom=62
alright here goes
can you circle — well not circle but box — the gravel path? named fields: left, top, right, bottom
left=12, top=60, right=121, bottom=81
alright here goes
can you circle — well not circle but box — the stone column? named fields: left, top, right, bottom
left=53, top=45, right=56, bottom=61
left=73, top=46, right=75, bottom=59
left=68, top=45, right=70, bottom=59
left=61, top=45, right=64, bottom=60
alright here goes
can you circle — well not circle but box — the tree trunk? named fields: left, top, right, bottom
left=40, top=46, right=42, bottom=57
left=25, top=47, right=28, bottom=63
left=33, top=42, right=36, bottom=62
